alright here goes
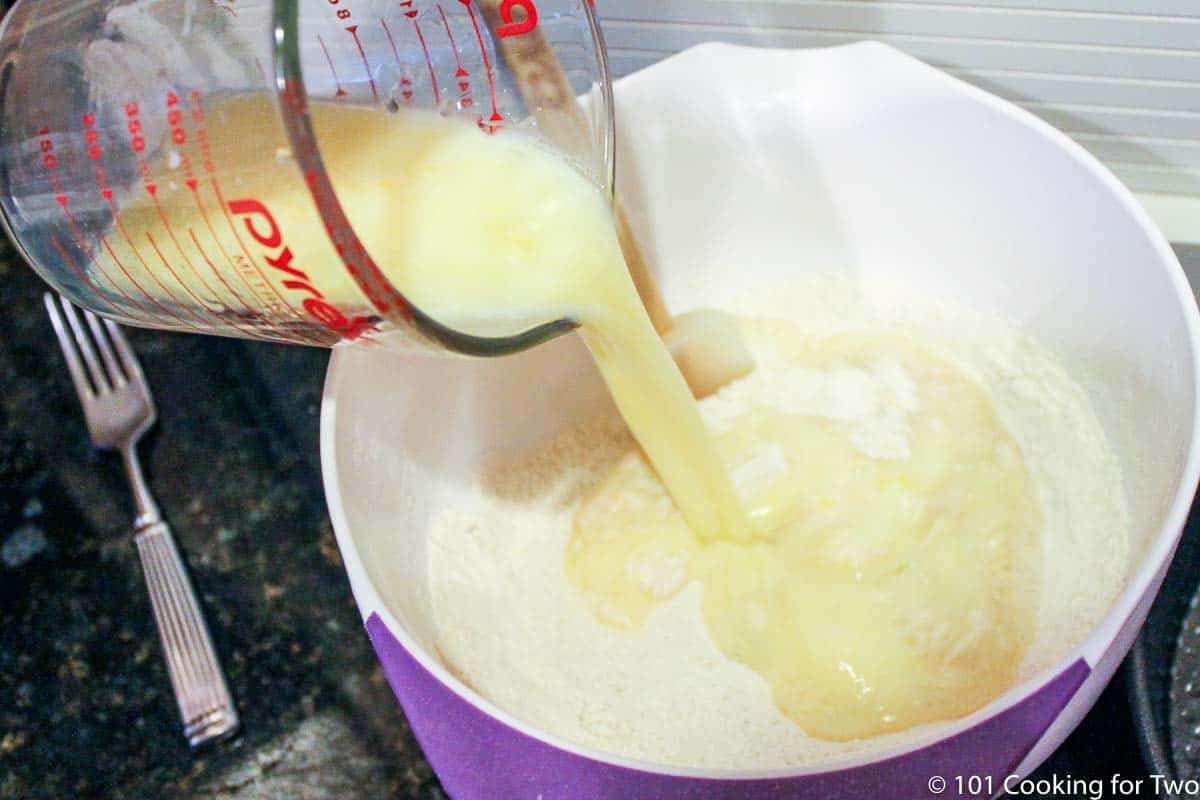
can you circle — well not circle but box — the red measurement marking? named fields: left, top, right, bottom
left=438, top=4, right=474, bottom=108
left=411, top=16, right=441, bottom=106
left=146, top=196, right=249, bottom=331
left=230, top=196, right=378, bottom=340
left=91, top=239, right=190, bottom=326
left=159, top=100, right=225, bottom=320
left=187, top=186, right=257, bottom=296
left=294, top=156, right=404, bottom=322
left=39, top=123, right=184, bottom=327
left=346, top=25, right=379, bottom=103
left=458, top=0, right=503, bottom=130
left=96, top=232, right=201, bottom=328
left=190, top=228, right=298, bottom=337
left=58, top=202, right=179, bottom=328
left=90, top=158, right=114, bottom=201
left=94, top=189, right=211, bottom=331
left=196, top=204, right=324, bottom=344
left=438, top=5, right=469, bottom=78
left=182, top=91, right=323, bottom=342
left=166, top=134, right=200, bottom=194
left=198, top=191, right=326, bottom=347
left=105, top=198, right=167, bottom=296
left=381, top=17, right=401, bottom=65
left=50, top=234, right=120, bottom=314
left=81, top=112, right=104, bottom=161
left=145, top=230, right=254, bottom=336
left=125, top=105, right=159, bottom=197
left=380, top=18, right=414, bottom=103
left=53, top=225, right=166, bottom=328
left=47, top=174, right=68, bottom=208
left=318, top=34, right=349, bottom=97
left=151, top=195, right=205, bottom=287
left=187, top=182, right=321, bottom=343
left=166, top=100, right=324, bottom=344
left=66, top=221, right=173, bottom=327
left=275, top=76, right=395, bottom=339
left=206, top=178, right=326, bottom=344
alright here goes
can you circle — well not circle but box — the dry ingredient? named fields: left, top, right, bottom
left=427, top=276, right=1128, bottom=769
left=568, top=329, right=1043, bottom=742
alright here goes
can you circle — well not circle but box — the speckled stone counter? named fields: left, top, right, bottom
left=0, top=239, right=1164, bottom=798
left=0, top=245, right=443, bottom=799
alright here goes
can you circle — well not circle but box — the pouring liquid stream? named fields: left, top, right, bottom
left=111, top=96, right=752, bottom=543
left=108, top=99, right=1039, bottom=742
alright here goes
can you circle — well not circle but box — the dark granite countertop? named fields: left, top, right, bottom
left=0, top=243, right=443, bottom=800
left=0, top=237, right=1171, bottom=798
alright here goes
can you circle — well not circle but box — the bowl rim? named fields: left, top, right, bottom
left=319, top=39, right=1200, bottom=779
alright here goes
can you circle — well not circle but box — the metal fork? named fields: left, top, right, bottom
left=44, top=293, right=240, bottom=748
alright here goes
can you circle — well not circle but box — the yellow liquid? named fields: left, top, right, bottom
left=570, top=330, right=1042, bottom=741
left=110, top=99, right=1040, bottom=742
left=111, top=96, right=748, bottom=543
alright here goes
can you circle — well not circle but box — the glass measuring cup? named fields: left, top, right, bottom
left=0, top=0, right=613, bottom=355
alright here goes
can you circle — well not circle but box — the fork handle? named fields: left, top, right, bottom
left=134, top=521, right=240, bottom=747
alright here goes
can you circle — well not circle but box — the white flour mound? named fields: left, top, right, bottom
left=426, top=276, right=1129, bottom=770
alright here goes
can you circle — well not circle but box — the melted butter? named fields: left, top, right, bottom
left=113, top=97, right=749, bottom=542
left=112, top=100, right=1041, bottom=741
left=569, top=332, right=1042, bottom=741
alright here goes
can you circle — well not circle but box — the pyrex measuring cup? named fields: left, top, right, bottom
left=0, top=0, right=613, bottom=354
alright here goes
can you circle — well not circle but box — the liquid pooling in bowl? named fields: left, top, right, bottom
left=569, top=329, right=1042, bottom=742
left=427, top=277, right=1130, bottom=769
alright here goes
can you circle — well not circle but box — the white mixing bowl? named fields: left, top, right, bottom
left=322, top=42, right=1200, bottom=799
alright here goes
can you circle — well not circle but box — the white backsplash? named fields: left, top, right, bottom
left=599, top=1, right=1200, bottom=238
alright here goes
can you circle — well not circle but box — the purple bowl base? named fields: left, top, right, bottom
left=367, top=613, right=1089, bottom=799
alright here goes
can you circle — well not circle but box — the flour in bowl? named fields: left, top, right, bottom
left=426, top=277, right=1128, bottom=769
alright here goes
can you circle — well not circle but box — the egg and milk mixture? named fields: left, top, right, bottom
left=116, top=99, right=1074, bottom=746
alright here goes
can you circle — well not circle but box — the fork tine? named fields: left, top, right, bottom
left=44, top=293, right=97, bottom=402
left=59, top=297, right=111, bottom=394
left=104, top=317, right=149, bottom=389
left=83, top=308, right=126, bottom=387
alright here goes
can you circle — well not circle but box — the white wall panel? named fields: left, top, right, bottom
left=599, top=1, right=1200, bottom=210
